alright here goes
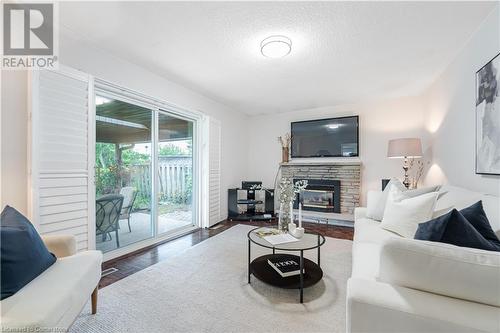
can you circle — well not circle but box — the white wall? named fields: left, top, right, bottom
left=1, top=71, right=29, bottom=215
left=247, top=96, right=428, bottom=205
left=423, top=6, right=500, bottom=196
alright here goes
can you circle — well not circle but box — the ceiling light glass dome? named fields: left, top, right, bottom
left=260, top=35, right=292, bottom=58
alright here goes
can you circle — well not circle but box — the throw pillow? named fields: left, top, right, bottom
left=460, top=201, right=500, bottom=245
left=380, top=186, right=439, bottom=238
left=366, top=178, right=440, bottom=221
left=1, top=206, right=56, bottom=300
left=366, top=178, right=406, bottom=221
left=415, top=209, right=500, bottom=252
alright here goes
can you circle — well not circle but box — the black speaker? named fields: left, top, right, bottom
left=228, top=189, right=239, bottom=217
left=265, top=190, right=275, bottom=213
left=382, top=179, right=391, bottom=191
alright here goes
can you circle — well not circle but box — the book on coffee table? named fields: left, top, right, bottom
left=268, top=256, right=304, bottom=277
left=262, top=233, right=299, bottom=245
left=255, top=228, right=280, bottom=238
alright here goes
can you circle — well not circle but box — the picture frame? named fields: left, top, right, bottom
left=475, top=52, right=500, bottom=175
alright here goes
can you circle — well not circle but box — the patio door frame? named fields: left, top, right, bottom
left=93, top=79, right=203, bottom=261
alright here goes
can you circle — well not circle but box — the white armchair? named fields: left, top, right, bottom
left=0, top=235, right=102, bottom=331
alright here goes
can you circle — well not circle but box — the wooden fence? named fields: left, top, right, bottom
left=131, top=156, right=192, bottom=201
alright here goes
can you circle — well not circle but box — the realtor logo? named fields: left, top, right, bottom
left=2, top=2, right=58, bottom=69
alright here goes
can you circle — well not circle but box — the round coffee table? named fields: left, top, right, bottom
left=247, top=227, right=326, bottom=303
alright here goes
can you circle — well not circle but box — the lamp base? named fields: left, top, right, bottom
left=403, top=163, right=410, bottom=189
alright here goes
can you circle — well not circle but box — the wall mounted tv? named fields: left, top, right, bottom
left=291, top=116, right=359, bottom=158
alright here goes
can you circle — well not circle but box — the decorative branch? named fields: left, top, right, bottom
left=277, top=133, right=292, bottom=149
left=277, top=178, right=308, bottom=204
left=409, top=159, right=425, bottom=189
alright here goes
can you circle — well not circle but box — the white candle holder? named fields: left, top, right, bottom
left=290, top=227, right=305, bottom=238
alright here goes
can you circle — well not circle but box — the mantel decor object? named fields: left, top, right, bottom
left=288, top=203, right=305, bottom=238
left=278, top=133, right=291, bottom=163
left=387, top=138, right=423, bottom=188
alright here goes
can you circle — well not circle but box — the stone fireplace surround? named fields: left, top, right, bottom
left=281, top=161, right=361, bottom=217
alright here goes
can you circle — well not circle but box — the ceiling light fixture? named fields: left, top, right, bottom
left=260, top=35, right=292, bottom=58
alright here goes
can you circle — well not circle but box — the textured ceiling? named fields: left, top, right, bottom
left=60, top=2, right=496, bottom=115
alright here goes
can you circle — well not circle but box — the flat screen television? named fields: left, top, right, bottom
left=291, top=116, right=359, bottom=158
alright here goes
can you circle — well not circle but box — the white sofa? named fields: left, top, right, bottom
left=347, top=185, right=500, bottom=333
left=1, top=235, right=102, bottom=331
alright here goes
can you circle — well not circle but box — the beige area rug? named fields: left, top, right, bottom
left=72, top=224, right=353, bottom=333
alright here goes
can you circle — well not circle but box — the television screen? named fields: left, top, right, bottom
left=291, top=116, right=359, bottom=158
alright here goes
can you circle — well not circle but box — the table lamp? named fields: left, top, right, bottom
left=387, top=138, right=423, bottom=188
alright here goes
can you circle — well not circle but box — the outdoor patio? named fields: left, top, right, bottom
left=95, top=97, right=194, bottom=254
left=96, top=210, right=193, bottom=253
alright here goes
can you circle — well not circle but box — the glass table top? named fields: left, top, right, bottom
left=247, top=227, right=325, bottom=251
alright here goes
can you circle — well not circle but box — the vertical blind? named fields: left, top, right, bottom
left=208, top=117, right=221, bottom=226
left=30, top=69, right=92, bottom=252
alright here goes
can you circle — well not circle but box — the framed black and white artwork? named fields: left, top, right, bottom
left=476, top=52, right=500, bottom=175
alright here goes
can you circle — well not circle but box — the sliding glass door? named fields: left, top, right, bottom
left=157, top=112, right=194, bottom=234
left=94, top=92, right=197, bottom=254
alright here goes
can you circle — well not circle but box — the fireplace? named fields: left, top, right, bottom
left=293, top=179, right=341, bottom=213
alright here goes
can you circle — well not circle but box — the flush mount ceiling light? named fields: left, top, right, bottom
left=260, top=35, right=292, bottom=58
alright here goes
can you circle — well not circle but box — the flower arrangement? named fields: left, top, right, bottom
left=278, top=178, right=308, bottom=204
left=276, top=178, right=308, bottom=231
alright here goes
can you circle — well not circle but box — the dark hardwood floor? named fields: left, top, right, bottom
left=99, top=219, right=354, bottom=288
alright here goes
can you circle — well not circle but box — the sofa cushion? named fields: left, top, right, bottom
left=351, top=242, right=382, bottom=280
left=461, top=201, right=500, bottom=244
left=482, top=195, right=500, bottom=236
left=0, top=206, right=56, bottom=300
left=365, top=190, right=383, bottom=221
left=378, top=237, right=500, bottom=307
left=380, top=188, right=438, bottom=238
left=354, top=218, right=399, bottom=244
left=347, top=278, right=500, bottom=333
left=352, top=218, right=401, bottom=280
left=0, top=251, right=102, bottom=330
left=415, top=208, right=500, bottom=252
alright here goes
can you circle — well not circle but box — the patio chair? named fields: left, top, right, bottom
left=119, top=187, right=138, bottom=232
left=96, top=194, right=124, bottom=248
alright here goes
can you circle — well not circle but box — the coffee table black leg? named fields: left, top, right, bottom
left=317, top=234, right=321, bottom=267
left=248, top=239, right=251, bottom=283
left=300, top=250, right=304, bottom=303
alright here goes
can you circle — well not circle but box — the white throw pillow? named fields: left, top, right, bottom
left=366, top=178, right=406, bottom=221
left=380, top=185, right=439, bottom=238
left=366, top=178, right=440, bottom=221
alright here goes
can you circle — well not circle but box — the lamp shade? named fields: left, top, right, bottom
left=387, top=138, right=423, bottom=158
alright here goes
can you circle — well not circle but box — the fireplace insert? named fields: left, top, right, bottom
left=293, top=179, right=341, bottom=213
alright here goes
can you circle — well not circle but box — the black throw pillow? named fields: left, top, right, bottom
left=415, top=209, right=500, bottom=252
left=1, top=206, right=56, bottom=300
left=414, top=209, right=451, bottom=241
left=460, top=201, right=500, bottom=245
